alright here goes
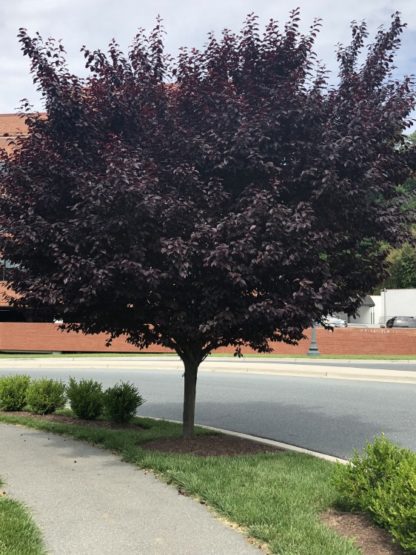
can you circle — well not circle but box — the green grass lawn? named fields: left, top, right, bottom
left=0, top=413, right=360, bottom=555
left=0, top=477, right=45, bottom=555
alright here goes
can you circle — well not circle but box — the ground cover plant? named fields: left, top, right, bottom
left=334, top=436, right=416, bottom=553
left=26, top=378, right=66, bottom=415
left=103, top=381, right=144, bottom=423
left=0, top=476, right=45, bottom=554
left=1, top=12, right=415, bottom=437
left=0, top=374, right=30, bottom=410
left=0, top=412, right=376, bottom=555
left=67, top=377, right=103, bottom=419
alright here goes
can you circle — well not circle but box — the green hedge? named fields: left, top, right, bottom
left=0, top=374, right=145, bottom=423
left=67, top=377, right=103, bottom=420
left=103, top=381, right=144, bottom=423
left=0, top=375, right=31, bottom=411
left=333, top=435, right=416, bottom=553
left=26, top=378, right=66, bottom=415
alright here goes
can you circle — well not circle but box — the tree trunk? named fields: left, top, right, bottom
left=182, top=355, right=200, bottom=438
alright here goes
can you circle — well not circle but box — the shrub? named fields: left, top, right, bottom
left=26, top=378, right=66, bottom=415
left=103, top=382, right=143, bottom=423
left=333, top=435, right=416, bottom=552
left=0, top=375, right=31, bottom=411
left=67, top=377, right=103, bottom=420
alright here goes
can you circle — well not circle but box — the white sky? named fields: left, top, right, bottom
left=0, top=0, right=415, bottom=114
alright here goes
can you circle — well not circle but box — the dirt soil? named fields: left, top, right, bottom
left=1, top=411, right=403, bottom=554
left=322, top=509, right=405, bottom=555
left=0, top=411, right=146, bottom=430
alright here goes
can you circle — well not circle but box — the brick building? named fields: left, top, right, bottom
left=0, top=113, right=28, bottom=154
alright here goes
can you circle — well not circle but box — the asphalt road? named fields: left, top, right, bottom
left=1, top=358, right=415, bottom=459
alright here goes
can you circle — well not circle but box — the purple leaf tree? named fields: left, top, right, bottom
left=1, top=11, right=415, bottom=436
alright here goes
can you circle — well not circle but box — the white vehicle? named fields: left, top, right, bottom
left=322, top=316, right=347, bottom=328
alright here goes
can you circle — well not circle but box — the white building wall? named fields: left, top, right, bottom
left=338, top=295, right=381, bottom=325
left=380, top=289, right=416, bottom=325
left=372, top=295, right=383, bottom=325
left=334, top=290, right=416, bottom=326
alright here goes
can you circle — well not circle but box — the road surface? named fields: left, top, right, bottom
left=0, top=356, right=415, bottom=458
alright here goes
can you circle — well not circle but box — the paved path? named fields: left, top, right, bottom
left=0, top=424, right=258, bottom=555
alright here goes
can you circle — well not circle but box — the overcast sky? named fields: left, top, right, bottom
left=0, top=0, right=415, bottom=115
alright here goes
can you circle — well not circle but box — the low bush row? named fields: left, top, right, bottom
left=333, top=435, right=416, bottom=553
left=0, top=375, right=143, bottom=423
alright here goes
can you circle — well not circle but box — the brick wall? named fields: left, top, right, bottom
left=1, top=322, right=416, bottom=355
left=216, top=328, right=416, bottom=356
left=0, top=323, right=172, bottom=353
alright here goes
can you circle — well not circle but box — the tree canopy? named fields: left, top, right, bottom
left=1, top=11, right=415, bottom=435
left=384, top=244, right=416, bottom=289
left=378, top=131, right=416, bottom=291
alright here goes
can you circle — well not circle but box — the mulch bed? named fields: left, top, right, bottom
left=322, top=509, right=405, bottom=555
left=0, top=411, right=146, bottom=430
left=142, top=435, right=283, bottom=456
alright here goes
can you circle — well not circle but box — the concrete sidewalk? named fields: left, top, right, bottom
left=0, top=424, right=258, bottom=555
